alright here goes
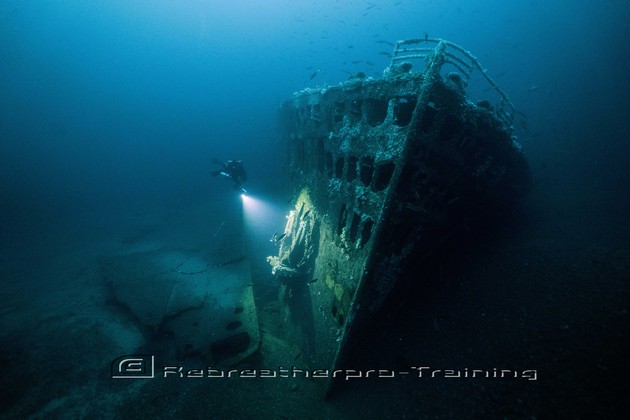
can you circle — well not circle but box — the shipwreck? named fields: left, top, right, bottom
left=267, top=38, right=531, bottom=395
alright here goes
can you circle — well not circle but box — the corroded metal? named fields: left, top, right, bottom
left=269, top=39, right=530, bottom=396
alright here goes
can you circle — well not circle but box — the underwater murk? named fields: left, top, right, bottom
left=0, top=1, right=629, bottom=418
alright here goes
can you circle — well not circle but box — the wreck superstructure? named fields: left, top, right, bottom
left=268, top=38, right=530, bottom=395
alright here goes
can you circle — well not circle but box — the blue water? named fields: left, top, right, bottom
left=1, top=0, right=629, bottom=417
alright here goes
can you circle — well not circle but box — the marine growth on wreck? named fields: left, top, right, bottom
left=268, top=38, right=531, bottom=396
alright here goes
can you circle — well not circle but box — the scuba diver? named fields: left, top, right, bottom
left=211, top=159, right=247, bottom=193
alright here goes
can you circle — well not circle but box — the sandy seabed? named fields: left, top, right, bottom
left=1, top=187, right=629, bottom=419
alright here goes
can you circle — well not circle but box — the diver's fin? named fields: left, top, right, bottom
left=211, top=170, right=221, bottom=177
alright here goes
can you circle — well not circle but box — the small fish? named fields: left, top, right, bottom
left=378, top=51, right=392, bottom=57
left=309, top=69, right=320, bottom=80
left=270, top=231, right=287, bottom=244
left=307, top=277, right=318, bottom=284
left=271, top=233, right=287, bottom=245
left=376, top=40, right=395, bottom=47
left=352, top=60, right=362, bottom=64
left=527, top=84, right=540, bottom=92
left=366, top=61, right=375, bottom=66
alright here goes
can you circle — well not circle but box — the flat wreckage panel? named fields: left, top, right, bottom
left=267, top=38, right=531, bottom=396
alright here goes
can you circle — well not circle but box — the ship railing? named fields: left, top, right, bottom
left=391, top=38, right=517, bottom=127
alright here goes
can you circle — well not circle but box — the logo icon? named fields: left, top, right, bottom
left=111, top=355, right=155, bottom=379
